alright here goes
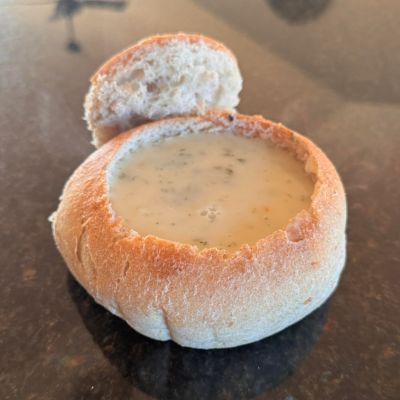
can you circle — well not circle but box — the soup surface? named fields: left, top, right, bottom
left=109, top=132, right=313, bottom=250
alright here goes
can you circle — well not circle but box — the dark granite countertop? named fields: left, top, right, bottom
left=1, top=1, right=399, bottom=399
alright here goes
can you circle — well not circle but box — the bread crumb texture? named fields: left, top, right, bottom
left=84, top=34, right=242, bottom=147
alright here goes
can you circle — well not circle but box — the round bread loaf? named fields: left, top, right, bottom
left=52, top=112, right=347, bottom=349
left=84, top=33, right=243, bottom=147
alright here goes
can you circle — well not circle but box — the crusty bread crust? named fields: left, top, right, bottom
left=91, top=33, right=239, bottom=84
left=52, top=112, right=347, bottom=349
left=85, top=33, right=242, bottom=147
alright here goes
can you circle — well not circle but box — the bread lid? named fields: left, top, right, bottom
left=84, top=33, right=243, bottom=147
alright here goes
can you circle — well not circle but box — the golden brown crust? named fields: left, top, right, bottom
left=52, top=112, right=347, bottom=349
left=91, top=33, right=239, bottom=84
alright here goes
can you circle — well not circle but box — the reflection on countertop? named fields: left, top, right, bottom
left=50, top=0, right=127, bottom=52
left=194, top=0, right=400, bottom=104
left=267, top=0, right=332, bottom=24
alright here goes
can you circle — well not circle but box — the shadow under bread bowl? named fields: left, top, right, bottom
left=52, top=112, right=346, bottom=349
left=68, top=273, right=329, bottom=399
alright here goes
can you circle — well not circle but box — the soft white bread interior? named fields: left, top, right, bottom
left=84, top=33, right=243, bottom=147
left=52, top=113, right=347, bottom=349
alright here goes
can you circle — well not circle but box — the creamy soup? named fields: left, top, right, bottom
left=109, top=133, right=313, bottom=250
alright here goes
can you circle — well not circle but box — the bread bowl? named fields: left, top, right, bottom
left=84, top=33, right=242, bottom=147
left=52, top=111, right=346, bottom=349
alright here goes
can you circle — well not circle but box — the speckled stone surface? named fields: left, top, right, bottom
left=1, top=1, right=399, bottom=399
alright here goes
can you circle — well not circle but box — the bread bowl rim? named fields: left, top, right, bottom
left=101, top=111, right=341, bottom=254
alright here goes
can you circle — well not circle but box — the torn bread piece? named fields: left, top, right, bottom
left=84, top=33, right=243, bottom=147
